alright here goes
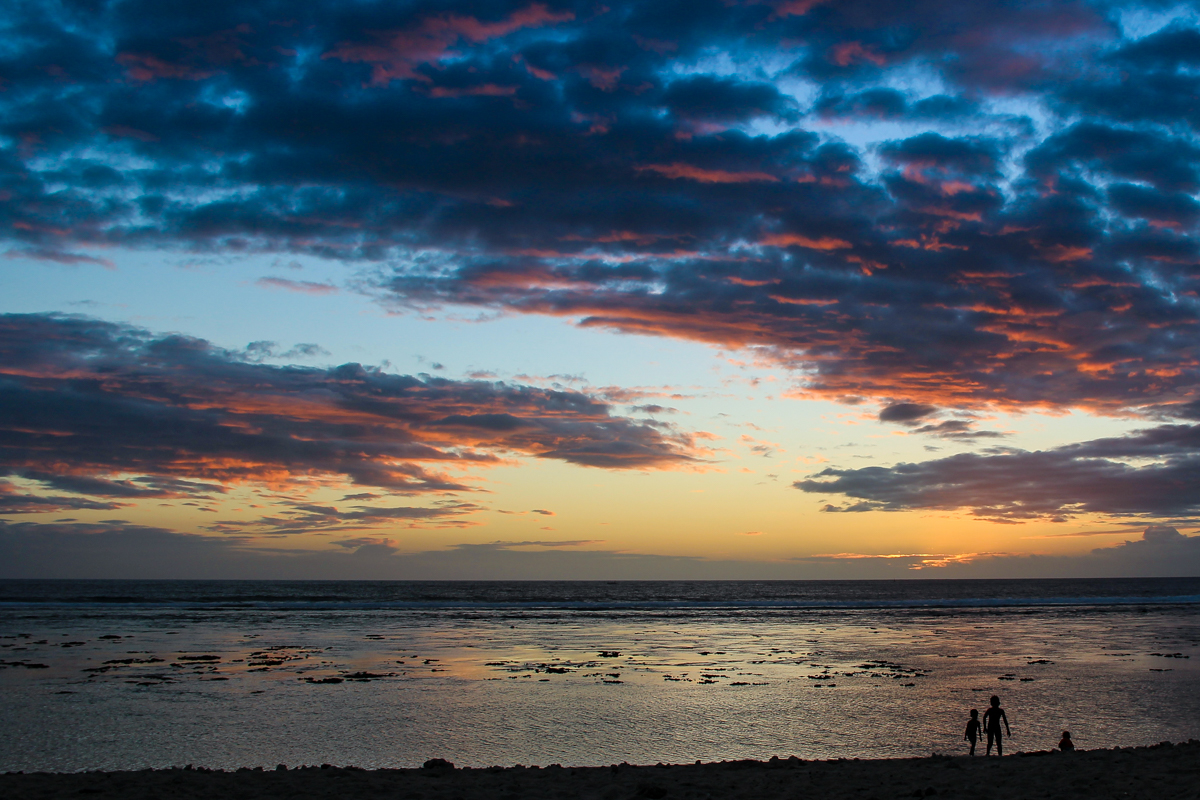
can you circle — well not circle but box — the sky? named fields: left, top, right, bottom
left=2, top=0, right=1200, bottom=579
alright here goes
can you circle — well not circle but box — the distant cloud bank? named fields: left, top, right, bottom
left=2, top=521, right=1196, bottom=580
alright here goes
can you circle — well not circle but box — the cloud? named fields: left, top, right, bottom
left=322, top=3, right=574, bottom=86
left=1055, top=23, right=1200, bottom=129
left=255, top=277, right=339, bottom=294
left=909, top=419, right=1007, bottom=440
left=0, top=482, right=125, bottom=513
left=877, top=404, right=1005, bottom=440
left=332, top=535, right=398, bottom=551
left=205, top=500, right=486, bottom=535
left=6, top=249, right=116, bottom=268
left=5, top=520, right=1196, bottom=580
left=659, top=75, right=799, bottom=123
left=796, top=421, right=1200, bottom=523
left=796, top=526, right=1200, bottom=578
left=449, top=539, right=604, bottom=548
left=0, top=519, right=719, bottom=579
left=0, top=314, right=704, bottom=513
left=879, top=403, right=938, bottom=424
left=1, top=0, right=1199, bottom=412
left=814, top=89, right=981, bottom=122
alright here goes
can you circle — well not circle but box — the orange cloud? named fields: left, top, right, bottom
left=638, top=163, right=780, bottom=184
left=760, top=233, right=853, bottom=250
left=1037, top=244, right=1093, bottom=263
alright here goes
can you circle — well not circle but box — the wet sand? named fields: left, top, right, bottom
left=3, top=743, right=1198, bottom=800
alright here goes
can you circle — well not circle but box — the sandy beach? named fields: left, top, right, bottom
left=4, top=742, right=1198, bottom=800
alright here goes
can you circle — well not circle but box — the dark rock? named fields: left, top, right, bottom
left=423, top=759, right=455, bottom=770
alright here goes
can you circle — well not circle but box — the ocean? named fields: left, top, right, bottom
left=2, top=578, right=1199, bottom=772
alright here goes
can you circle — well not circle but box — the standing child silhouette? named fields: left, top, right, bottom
left=964, top=709, right=981, bottom=755
left=983, top=695, right=1011, bottom=756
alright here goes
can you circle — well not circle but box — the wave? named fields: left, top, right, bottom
left=2, top=595, right=1200, bottom=612
left=3, top=578, right=1200, bottom=614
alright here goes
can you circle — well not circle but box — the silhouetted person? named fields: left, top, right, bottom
left=1058, top=731, right=1074, bottom=752
left=964, top=709, right=981, bottom=755
left=983, top=695, right=1010, bottom=756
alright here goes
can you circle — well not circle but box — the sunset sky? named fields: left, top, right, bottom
left=2, top=0, right=1200, bottom=579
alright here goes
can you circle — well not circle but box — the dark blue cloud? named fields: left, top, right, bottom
left=1107, top=183, right=1200, bottom=228
left=1025, top=122, right=1200, bottom=192
left=661, top=75, right=799, bottom=123
left=815, top=88, right=908, bottom=120
left=1, top=0, right=1199, bottom=412
left=814, top=89, right=986, bottom=123
left=1056, top=23, right=1200, bottom=128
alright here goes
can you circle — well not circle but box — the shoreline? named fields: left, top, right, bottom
left=4, top=742, right=1199, bottom=800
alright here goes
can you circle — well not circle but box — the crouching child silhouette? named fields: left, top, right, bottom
left=964, top=709, right=981, bottom=755
left=1058, top=731, right=1074, bottom=752
left=983, top=695, right=1011, bottom=756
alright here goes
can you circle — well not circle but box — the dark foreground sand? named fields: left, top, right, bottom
left=4, top=743, right=1199, bottom=800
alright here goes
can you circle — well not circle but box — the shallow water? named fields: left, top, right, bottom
left=2, top=579, right=1199, bottom=771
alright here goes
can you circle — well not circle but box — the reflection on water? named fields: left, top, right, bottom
left=1, top=579, right=1199, bottom=771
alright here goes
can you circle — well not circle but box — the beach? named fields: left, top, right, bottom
left=4, top=744, right=1199, bottom=800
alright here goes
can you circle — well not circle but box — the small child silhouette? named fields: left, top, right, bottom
left=964, top=709, right=981, bottom=755
left=1058, top=731, right=1074, bottom=751
left=982, top=695, right=1011, bottom=756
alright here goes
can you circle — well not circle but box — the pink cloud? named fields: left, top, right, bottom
left=256, top=277, right=339, bottom=294
left=116, top=53, right=217, bottom=82
left=428, top=83, right=518, bottom=98
left=323, top=4, right=574, bottom=86
left=829, top=41, right=887, bottom=67
left=5, top=249, right=115, bottom=268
